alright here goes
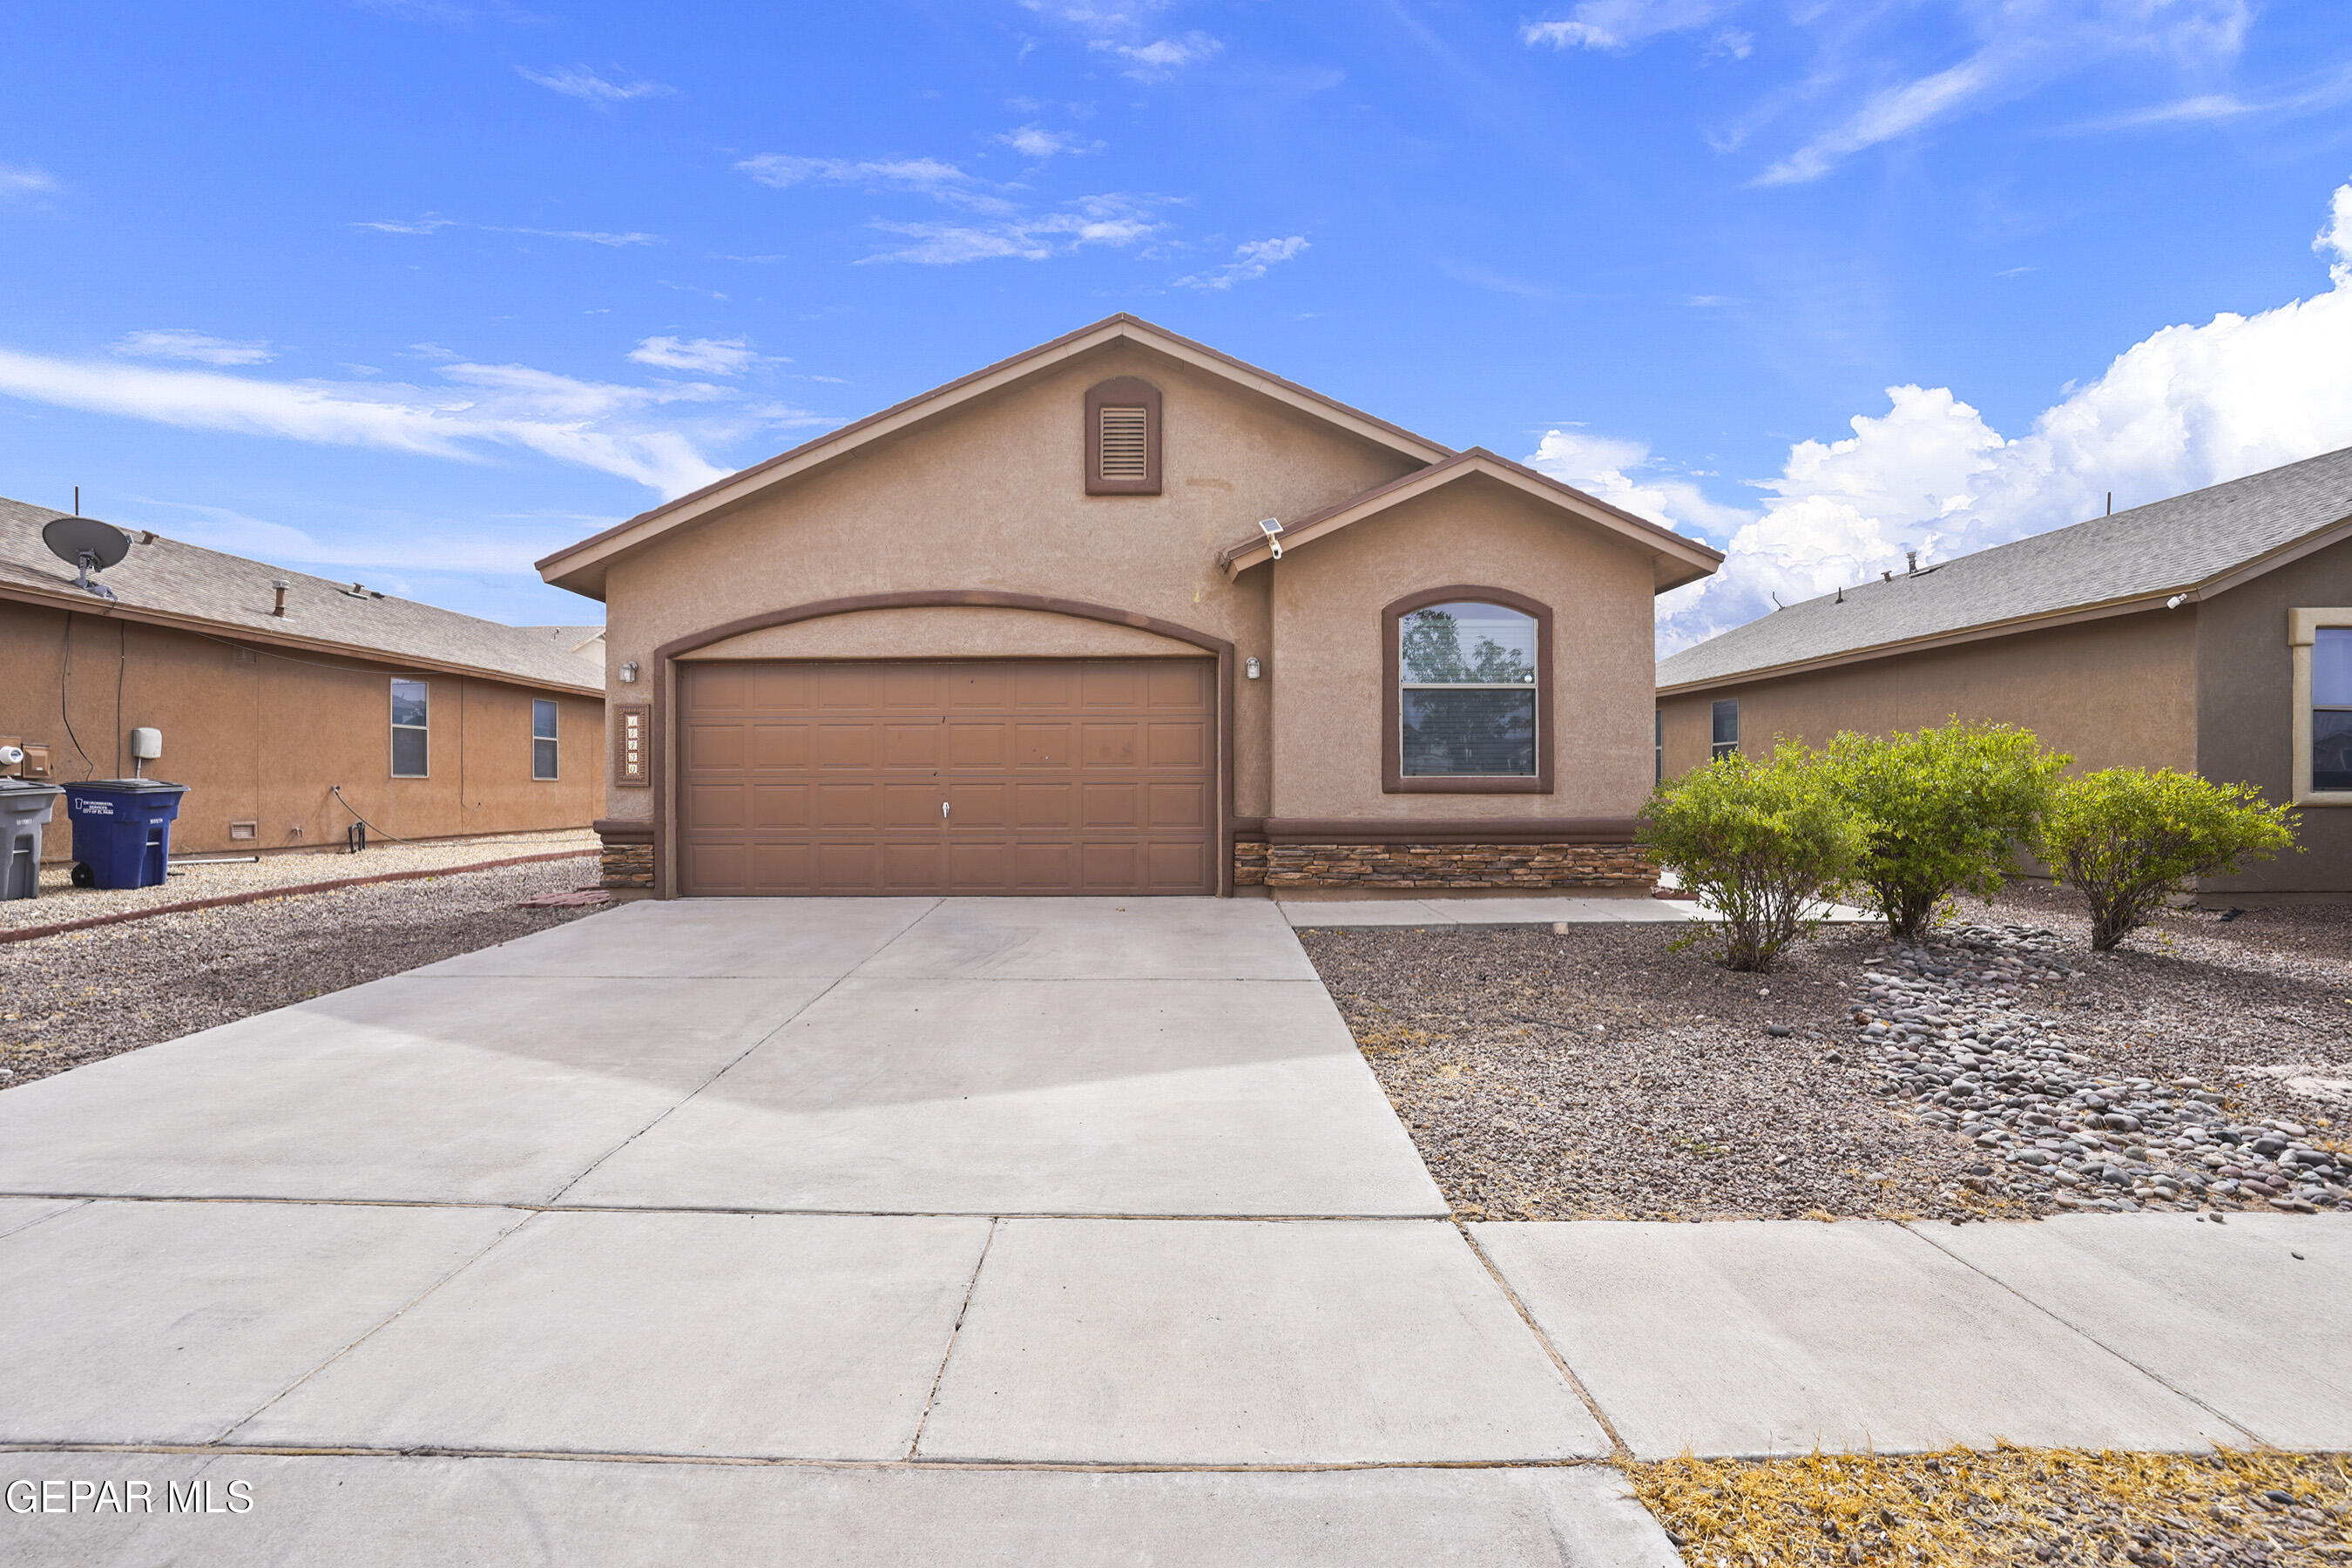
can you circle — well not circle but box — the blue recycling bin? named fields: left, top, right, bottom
left=62, top=780, right=187, bottom=889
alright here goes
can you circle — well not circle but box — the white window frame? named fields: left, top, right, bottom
left=531, top=699, right=559, bottom=782
left=390, top=678, right=429, bottom=779
left=1710, top=698, right=1740, bottom=760
left=2289, top=608, right=2352, bottom=805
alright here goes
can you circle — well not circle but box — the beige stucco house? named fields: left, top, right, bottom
left=1655, top=446, right=2352, bottom=901
left=538, top=315, right=1720, bottom=899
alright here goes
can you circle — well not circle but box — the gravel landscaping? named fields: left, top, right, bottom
left=0, top=827, right=598, bottom=933
left=1631, top=1445, right=2351, bottom=1567
left=0, top=858, right=610, bottom=1090
left=1300, top=888, right=2352, bottom=1222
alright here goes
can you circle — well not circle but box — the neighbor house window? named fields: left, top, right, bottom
left=1711, top=699, right=1740, bottom=760
left=2291, top=609, right=2352, bottom=803
left=531, top=699, right=559, bottom=781
left=390, top=679, right=429, bottom=777
left=1084, top=376, right=1161, bottom=495
left=1382, top=588, right=1552, bottom=794
left=1655, top=708, right=1664, bottom=783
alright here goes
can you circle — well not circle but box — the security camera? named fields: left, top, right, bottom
left=0, top=746, right=22, bottom=767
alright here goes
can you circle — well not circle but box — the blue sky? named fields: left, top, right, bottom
left=2, top=0, right=2349, bottom=645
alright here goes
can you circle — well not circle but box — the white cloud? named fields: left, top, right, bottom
left=517, top=65, right=673, bottom=104
left=0, top=349, right=739, bottom=497
left=1528, top=0, right=2261, bottom=186
left=739, top=152, right=1162, bottom=264
left=1523, top=0, right=1739, bottom=51
left=1588, top=179, right=2352, bottom=653
left=1175, top=235, right=1309, bottom=290
left=996, top=125, right=1100, bottom=159
left=354, top=213, right=661, bottom=246
left=112, top=329, right=275, bottom=367
left=628, top=335, right=758, bottom=375
left=0, top=164, right=57, bottom=196
left=1089, top=31, right=1223, bottom=78
left=735, top=155, right=971, bottom=194
left=863, top=195, right=1161, bottom=265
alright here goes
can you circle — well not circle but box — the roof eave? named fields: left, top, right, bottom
left=1219, top=449, right=1722, bottom=589
left=536, top=314, right=1460, bottom=595
left=0, top=578, right=603, bottom=696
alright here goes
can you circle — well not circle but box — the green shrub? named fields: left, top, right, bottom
left=1827, top=720, right=2070, bottom=940
left=2038, top=768, right=2298, bottom=951
left=1639, top=742, right=1869, bottom=972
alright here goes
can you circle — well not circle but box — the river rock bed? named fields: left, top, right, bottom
left=1859, top=923, right=2352, bottom=1215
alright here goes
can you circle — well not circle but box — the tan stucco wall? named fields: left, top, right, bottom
left=1, top=597, right=602, bottom=859
left=1270, top=473, right=1659, bottom=819
left=596, top=341, right=1428, bottom=840
left=680, top=605, right=1204, bottom=662
left=2198, top=532, right=2352, bottom=895
left=1656, top=608, right=2200, bottom=782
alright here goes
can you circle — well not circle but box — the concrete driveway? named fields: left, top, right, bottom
left=3, top=896, right=2344, bottom=1565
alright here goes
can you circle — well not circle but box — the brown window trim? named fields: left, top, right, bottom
left=1085, top=375, right=1161, bottom=496
left=1382, top=585, right=1554, bottom=795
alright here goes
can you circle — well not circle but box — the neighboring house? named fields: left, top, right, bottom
left=1654, top=447, right=2352, bottom=901
left=537, top=314, right=1721, bottom=899
left=0, top=496, right=605, bottom=860
left=521, top=625, right=607, bottom=669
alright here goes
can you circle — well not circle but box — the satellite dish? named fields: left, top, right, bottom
left=43, top=515, right=132, bottom=599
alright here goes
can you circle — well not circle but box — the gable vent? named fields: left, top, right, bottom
left=1098, top=405, right=1149, bottom=482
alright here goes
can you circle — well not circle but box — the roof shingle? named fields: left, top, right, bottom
left=0, top=496, right=602, bottom=694
left=1657, top=446, right=2352, bottom=690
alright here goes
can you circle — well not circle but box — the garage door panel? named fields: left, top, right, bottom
left=947, top=721, right=1012, bottom=769
left=1148, top=781, right=1210, bottom=829
left=684, top=782, right=747, bottom=830
left=747, top=664, right=815, bottom=709
left=882, top=722, right=943, bottom=769
left=1014, top=723, right=1072, bottom=768
left=1014, top=782, right=1073, bottom=829
left=750, top=785, right=811, bottom=830
left=680, top=658, right=1213, bottom=896
left=1079, top=723, right=1139, bottom=767
left=685, top=723, right=747, bottom=771
left=1147, top=662, right=1210, bottom=707
left=1148, top=720, right=1207, bottom=768
left=1079, top=782, right=1139, bottom=829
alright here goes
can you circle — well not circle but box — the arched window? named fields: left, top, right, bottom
left=1085, top=376, right=1161, bottom=495
left=1382, top=588, right=1552, bottom=794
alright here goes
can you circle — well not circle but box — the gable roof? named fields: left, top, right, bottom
left=535, top=314, right=1458, bottom=599
left=1215, top=447, right=1722, bottom=592
left=0, top=496, right=602, bottom=695
left=1656, top=445, right=2352, bottom=693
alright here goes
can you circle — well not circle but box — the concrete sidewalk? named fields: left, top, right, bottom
left=1, top=898, right=2345, bottom=1564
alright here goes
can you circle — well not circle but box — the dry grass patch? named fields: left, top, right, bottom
left=1627, top=1446, right=2350, bottom=1565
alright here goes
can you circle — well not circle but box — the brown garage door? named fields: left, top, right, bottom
left=678, top=659, right=1218, bottom=896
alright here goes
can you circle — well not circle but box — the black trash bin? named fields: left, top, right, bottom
left=0, top=781, right=63, bottom=900
left=61, top=780, right=187, bottom=890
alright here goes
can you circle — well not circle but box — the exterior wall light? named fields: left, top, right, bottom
left=1245, top=657, right=1262, bottom=679
left=618, top=660, right=639, bottom=683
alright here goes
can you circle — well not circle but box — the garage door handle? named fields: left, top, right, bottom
left=941, top=801, right=950, bottom=819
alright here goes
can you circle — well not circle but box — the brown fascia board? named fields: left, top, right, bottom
left=1654, top=508, right=2352, bottom=696
left=534, top=313, right=1460, bottom=598
left=0, top=579, right=602, bottom=697
left=1652, top=587, right=2201, bottom=696
left=1218, top=448, right=1723, bottom=591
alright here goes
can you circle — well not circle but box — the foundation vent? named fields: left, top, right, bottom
left=1098, top=405, right=1148, bottom=482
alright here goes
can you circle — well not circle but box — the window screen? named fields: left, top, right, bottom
left=2314, top=628, right=2352, bottom=791
left=1398, top=602, right=1538, bottom=777
left=390, top=679, right=429, bottom=777
left=1711, top=699, right=1739, bottom=760
left=531, top=699, right=559, bottom=781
